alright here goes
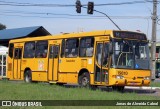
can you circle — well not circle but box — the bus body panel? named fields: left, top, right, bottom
left=6, top=30, right=151, bottom=87
left=58, top=73, right=67, bottom=83
left=32, top=72, right=48, bottom=81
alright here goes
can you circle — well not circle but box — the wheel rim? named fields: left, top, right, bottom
left=25, top=75, right=29, bottom=83
left=82, top=76, right=88, bottom=86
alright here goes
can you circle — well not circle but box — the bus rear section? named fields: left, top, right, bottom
left=7, top=39, right=57, bottom=82
left=7, top=43, right=23, bottom=80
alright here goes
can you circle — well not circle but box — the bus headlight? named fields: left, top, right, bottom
left=116, top=75, right=124, bottom=79
left=144, top=76, right=150, bottom=80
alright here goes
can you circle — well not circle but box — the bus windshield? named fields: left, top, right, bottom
left=112, top=39, right=150, bottom=70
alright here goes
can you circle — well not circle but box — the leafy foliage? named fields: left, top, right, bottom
left=0, top=23, right=6, bottom=30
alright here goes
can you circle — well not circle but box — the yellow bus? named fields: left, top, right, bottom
left=7, top=30, right=151, bottom=90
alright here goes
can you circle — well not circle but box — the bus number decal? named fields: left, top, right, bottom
left=118, top=71, right=128, bottom=75
left=66, top=60, right=75, bottom=62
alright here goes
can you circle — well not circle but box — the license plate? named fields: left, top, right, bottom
left=130, top=82, right=137, bottom=85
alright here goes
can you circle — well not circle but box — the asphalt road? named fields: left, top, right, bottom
left=63, top=84, right=160, bottom=97
left=154, top=78, right=160, bottom=82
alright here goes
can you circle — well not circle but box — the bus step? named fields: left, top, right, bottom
left=1, top=77, right=9, bottom=80
left=49, top=81, right=57, bottom=84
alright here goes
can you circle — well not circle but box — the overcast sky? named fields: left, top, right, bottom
left=0, top=0, right=160, bottom=40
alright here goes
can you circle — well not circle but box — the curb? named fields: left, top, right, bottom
left=125, top=86, right=160, bottom=90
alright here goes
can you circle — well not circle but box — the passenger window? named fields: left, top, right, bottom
left=24, top=42, right=35, bottom=58
left=49, top=45, right=59, bottom=58
left=61, top=39, right=65, bottom=58
left=14, top=48, right=22, bottom=59
left=9, top=43, right=14, bottom=58
left=65, top=38, right=79, bottom=58
left=80, top=37, right=94, bottom=57
left=35, top=41, right=48, bottom=58
left=54, top=46, right=59, bottom=58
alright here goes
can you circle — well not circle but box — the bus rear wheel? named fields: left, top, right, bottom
left=78, top=72, right=90, bottom=87
left=24, top=70, right=32, bottom=83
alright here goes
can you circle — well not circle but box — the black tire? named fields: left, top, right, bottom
left=78, top=72, right=90, bottom=87
left=112, top=86, right=117, bottom=91
left=112, top=86, right=124, bottom=92
left=90, top=85, right=97, bottom=90
left=117, top=86, right=124, bottom=92
left=24, top=70, right=32, bottom=83
left=57, top=83, right=64, bottom=86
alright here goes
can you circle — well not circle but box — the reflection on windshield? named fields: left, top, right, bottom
left=113, top=40, right=150, bottom=70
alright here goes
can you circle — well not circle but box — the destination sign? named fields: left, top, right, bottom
left=113, top=31, right=147, bottom=40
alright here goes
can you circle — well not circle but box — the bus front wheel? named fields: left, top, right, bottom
left=112, top=86, right=124, bottom=92
left=24, top=70, right=32, bottom=83
left=78, top=72, right=90, bottom=87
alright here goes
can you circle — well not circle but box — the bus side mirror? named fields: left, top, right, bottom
left=109, top=43, right=113, bottom=54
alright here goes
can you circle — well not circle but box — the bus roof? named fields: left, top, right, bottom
left=9, top=30, right=147, bottom=43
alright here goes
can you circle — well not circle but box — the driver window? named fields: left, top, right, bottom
left=135, top=44, right=147, bottom=59
left=139, top=46, right=146, bottom=58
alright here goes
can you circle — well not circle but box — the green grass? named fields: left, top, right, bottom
left=150, top=82, right=160, bottom=87
left=0, top=81, right=160, bottom=109
left=0, top=81, right=159, bottom=100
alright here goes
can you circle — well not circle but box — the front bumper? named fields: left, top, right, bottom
left=114, top=79, right=150, bottom=86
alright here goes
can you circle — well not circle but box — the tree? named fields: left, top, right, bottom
left=0, top=23, right=6, bottom=30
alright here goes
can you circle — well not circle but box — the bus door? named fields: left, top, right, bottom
left=48, top=45, right=59, bottom=81
left=13, top=47, right=22, bottom=79
left=95, top=42, right=109, bottom=83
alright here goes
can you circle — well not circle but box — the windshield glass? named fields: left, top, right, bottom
left=112, top=39, right=150, bottom=70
